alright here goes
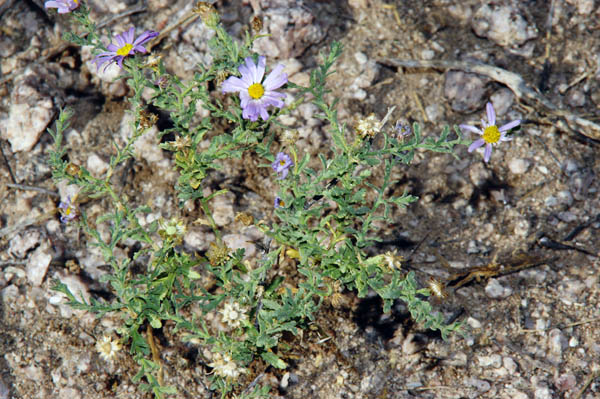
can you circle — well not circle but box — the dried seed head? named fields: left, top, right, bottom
left=382, top=250, right=403, bottom=270
left=65, top=163, right=80, bottom=177
left=251, top=15, right=263, bottom=33
left=355, top=113, right=382, bottom=139
left=138, top=110, right=158, bottom=130
left=143, top=54, right=162, bottom=70
left=193, top=2, right=220, bottom=28
left=96, top=335, right=121, bottom=362
left=216, top=69, right=229, bottom=86
left=281, top=130, right=299, bottom=146
left=427, top=277, right=448, bottom=300
left=171, top=135, right=192, bottom=151
left=235, top=212, right=254, bottom=226
left=207, top=241, right=231, bottom=266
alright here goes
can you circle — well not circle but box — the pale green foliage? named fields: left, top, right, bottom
left=48, top=4, right=466, bottom=398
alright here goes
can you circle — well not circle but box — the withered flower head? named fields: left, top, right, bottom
left=171, top=135, right=192, bottom=151
left=427, top=277, right=448, bottom=300
left=215, top=69, right=229, bottom=87
left=355, top=113, right=382, bottom=139
left=281, top=130, right=299, bottom=146
left=235, top=212, right=254, bottom=226
left=207, top=241, right=231, bottom=266
left=65, top=163, right=81, bottom=177
left=251, top=15, right=263, bottom=33
left=193, top=2, right=220, bottom=28
left=138, top=110, right=158, bottom=130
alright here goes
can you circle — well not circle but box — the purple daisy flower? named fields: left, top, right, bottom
left=393, top=121, right=412, bottom=138
left=222, top=56, right=287, bottom=121
left=59, top=196, right=77, bottom=223
left=92, top=28, right=159, bottom=72
left=271, top=152, right=293, bottom=180
left=44, top=0, right=79, bottom=13
left=460, top=102, right=520, bottom=163
left=274, top=196, right=285, bottom=208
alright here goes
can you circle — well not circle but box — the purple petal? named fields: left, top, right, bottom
left=255, top=56, right=266, bottom=83
left=259, top=105, right=269, bottom=121
left=499, top=119, right=520, bottom=132
left=459, top=124, right=483, bottom=135
left=243, top=57, right=260, bottom=84
left=115, top=34, right=126, bottom=48
left=279, top=169, right=289, bottom=179
left=133, top=30, right=159, bottom=46
left=123, top=27, right=135, bottom=44
left=133, top=45, right=148, bottom=54
left=242, top=102, right=260, bottom=121
left=222, top=76, right=247, bottom=94
left=486, top=102, right=496, bottom=126
left=468, top=138, right=486, bottom=152
left=483, top=144, right=492, bottom=162
left=263, top=64, right=287, bottom=90
left=239, top=92, right=251, bottom=108
left=260, top=93, right=285, bottom=109
left=238, top=62, right=252, bottom=82
left=107, top=44, right=118, bottom=52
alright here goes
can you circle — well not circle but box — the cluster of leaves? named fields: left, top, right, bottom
left=48, top=3, right=466, bottom=398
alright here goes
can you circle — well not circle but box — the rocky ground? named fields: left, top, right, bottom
left=1, top=0, right=600, bottom=398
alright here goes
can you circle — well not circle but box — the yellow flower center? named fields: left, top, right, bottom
left=248, top=83, right=264, bottom=99
left=278, top=200, right=285, bottom=207
left=483, top=125, right=501, bottom=144
left=65, top=207, right=72, bottom=216
left=279, top=159, right=286, bottom=166
left=117, top=43, right=133, bottom=57
left=74, top=0, right=79, bottom=4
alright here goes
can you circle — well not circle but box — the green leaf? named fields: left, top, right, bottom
left=260, top=351, right=287, bottom=369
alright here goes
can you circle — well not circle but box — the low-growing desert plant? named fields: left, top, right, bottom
left=46, top=2, right=480, bottom=398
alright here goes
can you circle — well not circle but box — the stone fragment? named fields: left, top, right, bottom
left=9, top=230, right=42, bottom=258
left=1, top=71, right=54, bottom=152
left=490, top=88, right=515, bottom=116
left=445, top=71, right=488, bottom=112
left=27, top=241, right=52, bottom=286
left=472, top=3, right=537, bottom=48
left=566, top=0, right=595, bottom=14
left=508, top=158, right=530, bottom=174
left=251, top=0, right=327, bottom=59
left=485, top=278, right=512, bottom=299
left=87, top=154, right=109, bottom=177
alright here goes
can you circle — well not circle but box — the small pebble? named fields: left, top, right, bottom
left=556, top=190, right=573, bottom=207
left=534, top=383, right=552, bottom=399
left=508, top=158, right=530, bottom=174
left=425, top=104, right=444, bottom=122
left=467, top=377, right=491, bottom=392
left=549, top=328, right=566, bottom=355
left=490, top=88, right=515, bottom=115
left=467, top=317, right=482, bottom=329
left=544, top=196, right=558, bottom=207
left=503, top=357, right=518, bottom=374
left=478, top=354, right=502, bottom=368
left=472, top=3, right=537, bottom=48
left=554, top=373, right=577, bottom=391
left=27, top=242, right=52, bottom=287
left=485, top=278, right=513, bottom=299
